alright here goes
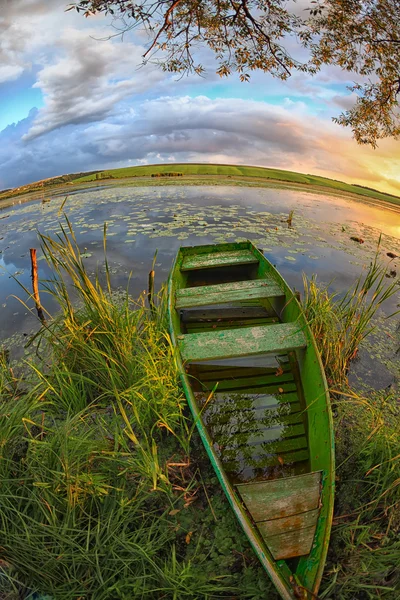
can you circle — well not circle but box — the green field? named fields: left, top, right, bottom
left=74, top=163, right=400, bottom=206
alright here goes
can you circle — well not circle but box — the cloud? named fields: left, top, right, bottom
left=1, top=2, right=399, bottom=198
left=0, top=0, right=65, bottom=82
left=23, top=28, right=164, bottom=140
left=1, top=1, right=168, bottom=139
left=1, top=94, right=399, bottom=197
left=331, top=93, right=358, bottom=111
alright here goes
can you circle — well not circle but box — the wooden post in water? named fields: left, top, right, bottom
left=148, top=250, right=158, bottom=317
left=30, top=248, right=46, bottom=324
left=148, top=268, right=155, bottom=316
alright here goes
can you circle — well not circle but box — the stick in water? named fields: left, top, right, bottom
left=148, top=250, right=158, bottom=316
left=148, top=268, right=155, bottom=315
left=30, top=248, right=46, bottom=324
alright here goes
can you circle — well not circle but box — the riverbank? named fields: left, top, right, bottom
left=1, top=163, right=400, bottom=211
left=0, top=226, right=398, bottom=599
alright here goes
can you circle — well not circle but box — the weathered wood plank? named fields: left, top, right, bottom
left=185, top=317, right=279, bottom=332
left=223, top=448, right=310, bottom=472
left=179, top=323, right=307, bottom=362
left=236, top=472, right=321, bottom=522
left=263, top=525, right=317, bottom=560
left=181, top=250, right=259, bottom=271
left=257, top=508, right=319, bottom=538
left=181, top=307, right=275, bottom=322
left=176, top=283, right=284, bottom=309
left=193, top=363, right=291, bottom=381
left=178, top=279, right=281, bottom=298
left=227, top=423, right=306, bottom=447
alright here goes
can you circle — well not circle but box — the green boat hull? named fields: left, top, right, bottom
left=167, top=241, right=335, bottom=600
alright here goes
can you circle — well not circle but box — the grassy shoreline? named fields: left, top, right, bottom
left=0, top=224, right=399, bottom=599
left=1, top=163, right=400, bottom=210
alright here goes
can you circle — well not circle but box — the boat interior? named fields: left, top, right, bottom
left=175, top=246, right=324, bottom=562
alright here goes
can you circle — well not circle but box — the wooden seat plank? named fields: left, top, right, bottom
left=176, top=279, right=284, bottom=309
left=178, top=279, right=280, bottom=298
left=181, top=250, right=259, bottom=271
left=179, top=322, right=307, bottom=362
left=236, top=472, right=321, bottom=522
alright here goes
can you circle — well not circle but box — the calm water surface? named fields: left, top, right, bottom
left=1, top=184, right=399, bottom=388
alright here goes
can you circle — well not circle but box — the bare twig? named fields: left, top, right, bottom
left=30, top=249, right=46, bottom=325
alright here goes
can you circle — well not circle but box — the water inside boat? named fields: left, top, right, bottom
left=181, top=263, right=310, bottom=484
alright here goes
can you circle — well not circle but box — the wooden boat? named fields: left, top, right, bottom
left=167, top=241, right=335, bottom=600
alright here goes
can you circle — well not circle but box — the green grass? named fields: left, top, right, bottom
left=0, top=223, right=274, bottom=600
left=320, top=388, right=400, bottom=599
left=302, top=247, right=400, bottom=388
left=73, top=163, right=400, bottom=206
left=303, top=263, right=400, bottom=599
left=0, top=223, right=399, bottom=599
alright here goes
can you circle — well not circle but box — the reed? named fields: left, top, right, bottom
left=302, top=250, right=399, bottom=388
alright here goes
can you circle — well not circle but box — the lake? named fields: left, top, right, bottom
left=1, top=183, right=399, bottom=389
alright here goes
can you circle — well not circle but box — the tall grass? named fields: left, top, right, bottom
left=320, top=389, right=400, bottom=599
left=302, top=251, right=400, bottom=598
left=302, top=251, right=399, bottom=387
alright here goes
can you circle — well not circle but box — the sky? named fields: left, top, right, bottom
left=0, top=0, right=399, bottom=195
